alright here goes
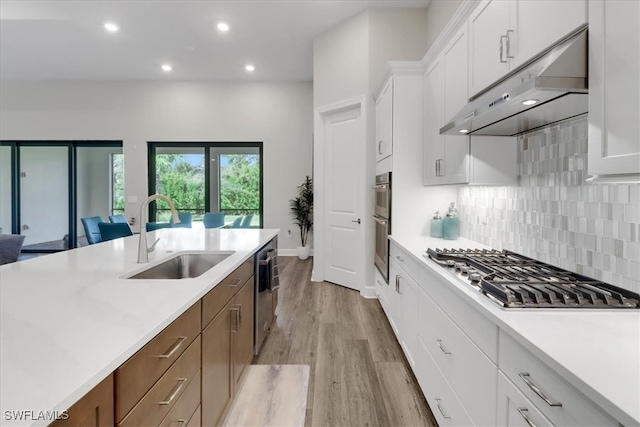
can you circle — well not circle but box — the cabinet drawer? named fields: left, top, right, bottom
left=497, top=371, right=555, bottom=427
left=419, top=288, right=497, bottom=426
left=119, top=335, right=201, bottom=427
left=159, top=370, right=201, bottom=427
left=115, top=302, right=201, bottom=422
left=202, top=257, right=254, bottom=329
left=417, top=337, right=474, bottom=427
left=499, top=331, right=618, bottom=427
left=390, top=242, right=419, bottom=282
left=419, top=264, right=498, bottom=362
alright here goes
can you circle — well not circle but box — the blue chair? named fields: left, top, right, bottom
left=81, top=216, right=105, bottom=245
left=170, top=212, right=192, bottom=228
left=146, top=222, right=172, bottom=232
left=98, top=222, right=133, bottom=241
left=229, top=216, right=243, bottom=228
left=203, top=212, right=225, bottom=229
left=108, top=214, right=128, bottom=224
left=0, top=234, right=26, bottom=265
left=240, top=215, right=254, bottom=228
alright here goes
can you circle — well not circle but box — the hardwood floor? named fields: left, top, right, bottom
left=254, top=257, right=437, bottom=427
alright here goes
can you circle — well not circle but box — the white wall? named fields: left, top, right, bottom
left=0, top=81, right=313, bottom=250
left=424, top=0, right=465, bottom=52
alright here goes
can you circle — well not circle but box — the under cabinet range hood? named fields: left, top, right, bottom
left=441, top=27, right=588, bottom=137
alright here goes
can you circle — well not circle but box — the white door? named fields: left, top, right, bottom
left=320, top=104, right=363, bottom=291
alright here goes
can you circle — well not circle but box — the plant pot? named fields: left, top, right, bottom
left=297, top=246, right=310, bottom=260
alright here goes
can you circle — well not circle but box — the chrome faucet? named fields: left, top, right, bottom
left=138, top=194, right=180, bottom=263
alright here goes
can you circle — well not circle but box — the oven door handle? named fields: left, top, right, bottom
left=371, top=215, right=388, bottom=225
left=371, top=184, right=388, bottom=190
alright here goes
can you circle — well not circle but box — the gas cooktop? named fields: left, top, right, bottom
left=426, top=248, right=640, bottom=309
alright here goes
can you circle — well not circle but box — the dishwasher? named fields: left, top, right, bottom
left=254, top=238, right=279, bottom=355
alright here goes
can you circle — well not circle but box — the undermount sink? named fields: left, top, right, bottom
left=126, top=251, right=234, bottom=280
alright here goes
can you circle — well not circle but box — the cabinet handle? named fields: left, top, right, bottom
left=395, top=275, right=399, bottom=293
left=158, top=378, right=187, bottom=405
left=518, top=373, right=563, bottom=407
left=396, top=255, right=404, bottom=262
left=500, top=35, right=508, bottom=63
left=237, top=303, right=243, bottom=328
left=156, top=336, right=187, bottom=359
left=436, top=339, right=452, bottom=355
left=439, top=159, right=444, bottom=176
left=435, top=399, right=451, bottom=419
left=378, top=140, right=383, bottom=154
left=176, top=420, right=187, bottom=427
left=435, top=159, right=439, bottom=177
left=516, top=408, right=537, bottom=427
left=506, top=29, right=514, bottom=58
left=230, top=307, right=240, bottom=332
left=228, top=277, right=243, bottom=287
left=397, top=276, right=402, bottom=294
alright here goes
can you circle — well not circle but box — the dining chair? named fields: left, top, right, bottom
left=240, top=215, right=254, bottom=228
left=0, top=234, right=26, bottom=265
left=170, top=212, right=192, bottom=228
left=108, top=214, right=128, bottom=224
left=98, top=222, right=134, bottom=241
left=203, top=212, right=225, bottom=229
left=81, top=216, right=105, bottom=245
left=146, top=222, right=172, bottom=232
left=230, top=216, right=244, bottom=228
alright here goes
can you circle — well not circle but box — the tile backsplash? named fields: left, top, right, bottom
left=458, top=116, right=640, bottom=293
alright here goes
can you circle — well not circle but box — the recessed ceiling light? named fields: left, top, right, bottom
left=104, top=22, right=119, bottom=32
left=459, top=129, right=470, bottom=134
left=522, top=99, right=539, bottom=106
left=245, top=65, right=255, bottom=72
left=161, top=64, right=172, bottom=72
left=217, top=22, right=230, bottom=32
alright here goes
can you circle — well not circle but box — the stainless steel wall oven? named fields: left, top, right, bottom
left=373, top=172, right=391, bottom=282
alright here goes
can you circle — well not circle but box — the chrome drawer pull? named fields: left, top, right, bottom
left=237, top=303, right=243, bottom=328
left=396, top=255, right=404, bottom=262
left=158, top=378, right=187, bottom=405
left=229, top=277, right=243, bottom=287
left=435, top=399, right=451, bottom=419
left=517, top=408, right=537, bottom=427
left=230, top=307, right=240, bottom=332
left=157, top=336, right=187, bottom=359
left=176, top=419, right=187, bottom=427
left=436, top=339, right=452, bottom=355
left=518, top=373, right=562, bottom=407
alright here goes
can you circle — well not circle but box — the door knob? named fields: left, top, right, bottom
left=351, top=218, right=361, bottom=224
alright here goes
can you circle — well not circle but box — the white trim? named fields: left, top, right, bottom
left=312, top=96, right=367, bottom=287
left=360, top=286, right=377, bottom=299
left=372, top=61, right=425, bottom=100
left=278, top=248, right=315, bottom=257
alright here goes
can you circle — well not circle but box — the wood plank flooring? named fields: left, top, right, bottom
left=254, top=257, right=437, bottom=427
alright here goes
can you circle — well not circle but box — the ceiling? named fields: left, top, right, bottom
left=0, top=0, right=431, bottom=81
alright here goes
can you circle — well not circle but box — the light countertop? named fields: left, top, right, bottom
left=390, top=234, right=640, bottom=426
left=0, top=228, right=279, bottom=426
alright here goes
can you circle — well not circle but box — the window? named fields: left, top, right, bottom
left=220, top=153, right=260, bottom=227
left=111, top=153, right=125, bottom=215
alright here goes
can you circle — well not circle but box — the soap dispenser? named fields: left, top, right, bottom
left=443, top=202, right=460, bottom=240
left=430, top=211, right=443, bottom=238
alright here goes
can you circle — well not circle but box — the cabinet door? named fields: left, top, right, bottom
left=51, top=375, right=114, bottom=427
left=510, top=0, right=587, bottom=70
left=423, top=57, right=444, bottom=186
left=375, top=90, right=385, bottom=162
left=202, top=300, right=232, bottom=427
left=468, top=0, right=510, bottom=97
left=233, top=277, right=255, bottom=387
left=387, top=259, right=403, bottom=339
left=588, top=0, right=640, bottom=177
left=399, top=273, right=419, bottom=369
left=377, top=79, right=394, bottom=162
left=442, top=25, right=470, bottom=185
left=497, top=371, right=555, bottom=427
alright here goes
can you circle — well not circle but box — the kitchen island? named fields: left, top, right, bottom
left=0, top=227, right=279, bottom=426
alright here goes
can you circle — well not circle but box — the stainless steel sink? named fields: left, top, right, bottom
left=126, top=251, right=234, bottom=279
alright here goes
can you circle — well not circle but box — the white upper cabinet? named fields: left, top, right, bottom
left=424, top=24, right=516, bottom=186
left=588, top=0, right=640, bottom=180
left=375, top=78, right=393, bottom=163
left=469, top=0, right=587, bottom=98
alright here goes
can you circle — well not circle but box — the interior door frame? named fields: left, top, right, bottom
left=312, top=96, right=367, bottom=293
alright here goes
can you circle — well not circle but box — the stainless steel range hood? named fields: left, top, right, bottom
left=441, top=27, right=588, bottom=137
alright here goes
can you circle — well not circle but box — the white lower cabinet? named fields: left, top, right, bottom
left=497, top=371, right=555, bottom=427
left=418, top=337, right=475, bottom=426
left=398, top=269, right=419, bottom=369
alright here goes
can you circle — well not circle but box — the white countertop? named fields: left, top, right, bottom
left=0, top=228, right=279, bottom=426
left=390, top=234, right=640, bottom=426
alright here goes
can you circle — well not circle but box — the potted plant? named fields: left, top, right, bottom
left=289, top=176, right=313, bottom=260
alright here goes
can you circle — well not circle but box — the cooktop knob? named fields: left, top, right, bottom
left=446, top=260, right=456, bottom=267
left=469, top=272, right=482, bottom=282
left=454, top=262, right=466, bottom=271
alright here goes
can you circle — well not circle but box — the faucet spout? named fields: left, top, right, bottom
left=137, top=194, right=180, bottom=263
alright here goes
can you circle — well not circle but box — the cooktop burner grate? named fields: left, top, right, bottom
left=426, top=248, right=640, bottom=309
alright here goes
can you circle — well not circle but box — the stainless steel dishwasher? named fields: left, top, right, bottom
left=254, top=238, right=279, bottom=355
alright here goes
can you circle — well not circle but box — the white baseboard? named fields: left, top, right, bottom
left=360, top=286, right=377, bottom=299
left=278, top=248, right=314, bottom=257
